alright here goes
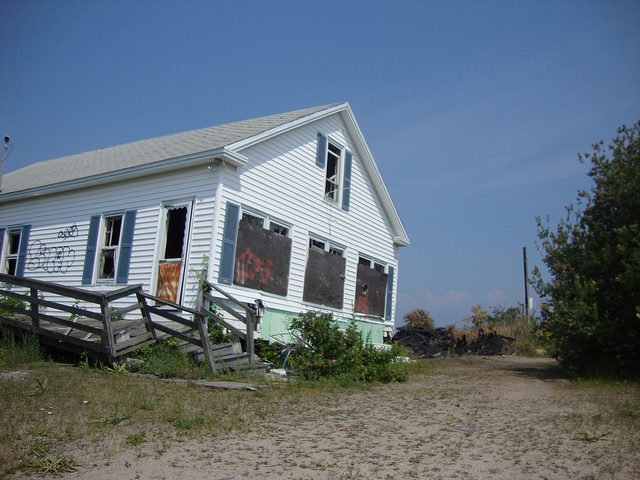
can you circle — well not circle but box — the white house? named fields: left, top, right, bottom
left=0, top=103, right=409, bottom=344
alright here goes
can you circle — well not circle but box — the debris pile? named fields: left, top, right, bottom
left=392, top=325, right=514, bottom=358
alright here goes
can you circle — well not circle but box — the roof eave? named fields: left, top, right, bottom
left=0, top=147, right=247, bottom=203
left=227, top=103, right=411, bottom=247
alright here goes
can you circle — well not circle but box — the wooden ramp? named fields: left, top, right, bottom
left=0, top=273, right=266, bottom=374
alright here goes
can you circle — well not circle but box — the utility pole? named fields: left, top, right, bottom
left=523, top=246, right=530, bottom=322
left=0, top=136, right=9, bottom=192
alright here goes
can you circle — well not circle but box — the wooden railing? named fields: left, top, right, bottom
left=137, top=292, right=216, bottom=372
left=0, top=273, right=156, bottom=361
left=0, top=273, right=259, bottom=372
left=199, top=278, right=258, bottom=365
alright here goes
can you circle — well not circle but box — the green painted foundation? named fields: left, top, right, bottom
left=259, top=307, right=385, bottom=345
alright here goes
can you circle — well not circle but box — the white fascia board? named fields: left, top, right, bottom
left=225, top=103, right=350, bottom=152
left=226, top=102, right=411, bottom=247
left=0, top=147, right=247, bottom=204
left=338, top=108, right=411, bottom=247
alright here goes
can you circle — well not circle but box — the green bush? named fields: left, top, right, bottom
left=0, top=294, right=27, bottom=316
left=287, top=312, right=408, bottom=383
left=128, top=339, right=196, bottom=378
left=534, top=121, right=640, bottom=377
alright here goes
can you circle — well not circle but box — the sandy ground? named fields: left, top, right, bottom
left=62, top=356, right=639, bottom=480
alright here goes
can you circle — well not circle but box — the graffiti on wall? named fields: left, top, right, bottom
left=57, top=224, right=79, bottom=240
left=25, top=224, right=79, bottom=274
left=26, top=240, right=76, bottom=274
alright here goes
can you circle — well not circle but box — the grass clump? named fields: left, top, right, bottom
left=128, top=339, right=199, bottom=378
left=287, top=312, right=409, bottom=383
left=0, top=327, right=44, bottom=367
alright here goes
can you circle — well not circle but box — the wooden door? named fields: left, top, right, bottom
left=155, top=204, right=191, bottom=304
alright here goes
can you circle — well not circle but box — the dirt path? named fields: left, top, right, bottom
left=65, top=356, right=639, bottom=480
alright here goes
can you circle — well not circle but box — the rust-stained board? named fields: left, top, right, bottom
left=156, top=261, right=182, bottom=303
left=302, top=248, right=346, bottom=308
left=233, top=219, right=292, bottom=296
left=354, top=263, right=388, bottom=316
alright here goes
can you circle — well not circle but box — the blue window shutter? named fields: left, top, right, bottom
left=16, top=225, right=31, bottom=276
left=218, top=202, right=239, bottom=285
left=342, top=150, right=352, bottom=211
left=316, top=132, right=327, bottom=168
left=82, top=215, right=101, bottom=285
left=116, top=210, right=137, bottom=284
left=385, top=266, right=395, bottom=321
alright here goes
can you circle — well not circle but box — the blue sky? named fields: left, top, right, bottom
left=1, top=0, right=639, bottom=327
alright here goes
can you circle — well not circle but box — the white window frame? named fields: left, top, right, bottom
left=241, top=208, right=291, bottom=238
left=309, top=235, right=345, bottom=257
left=96, top=213, right=123, bottom=282
left=358, top=254, right=387, bottom=273
left=324, top=140, right=343, bottom=203
left=2, top=228, right=22, bottom=275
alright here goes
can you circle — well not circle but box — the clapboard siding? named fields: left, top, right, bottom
left=1, top=108, right=403, bottom=329
left=211, top=115, right=398, bottom=325
left=0, top=166, right=219, bottom=311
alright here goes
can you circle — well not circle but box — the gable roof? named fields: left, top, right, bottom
left=0, top=103, right=409, bottom=246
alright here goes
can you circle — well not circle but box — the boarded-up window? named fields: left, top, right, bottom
left=233, top=218, right=292, bottom=296
left=354, top=262, right=388, bottom=317
left=302, top=248, right=346, bottom=309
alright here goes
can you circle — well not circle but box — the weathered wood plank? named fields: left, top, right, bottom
left=110, top=319, right=147, bottom=334
left=114, top=338, right=156, bottom=358
left=0, top=273, right=103, bottom=303
left=0, top=315, right=108, bottom=353
left=0, top=288, right=103, bottom=321
left=113, top=332, right=154, bottom=353
left=199, top=307, right=246, bottom=339
left=150, top=322, right=202, bottom=347
left=103, top=284, right=144, bottom=302
left=146, top=306, right=195, bottom=328
left=138, top=292, right=200, bottom=316
left=202, top=292, right=247, bottom=324
left=109, top=302, right=144, bottom=318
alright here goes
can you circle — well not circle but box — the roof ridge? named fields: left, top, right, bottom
left=8, top=102, right=343, bottom=172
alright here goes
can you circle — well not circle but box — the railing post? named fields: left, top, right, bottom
left=29, top=287, right=39, bottom=328
left=245, top=308, right=255, bottom=366
left=195, top=283, right=217, bottom=373
left=136, top=288, right=157, bottom=341
left=100, top=296, right=117, bottom=361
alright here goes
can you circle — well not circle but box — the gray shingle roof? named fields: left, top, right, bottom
left=1, top=103, right=340, bottom=195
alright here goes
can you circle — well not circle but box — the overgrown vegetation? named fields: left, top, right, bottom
left=0, top=327, right=43, bottom=367
left=534, top=121, right=640, bottom=378
left=128, top=339, right=205, bottom=378
left=287, top=312, right=409, bottom=383
left=403, top=308, right=435, bottom=330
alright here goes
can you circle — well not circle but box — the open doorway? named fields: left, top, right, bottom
left=155, top=203, right=193, bottom=304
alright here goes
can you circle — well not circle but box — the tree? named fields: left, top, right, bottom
left=534, top=121, right=640, bottom=377
left=464, top=305, right=489, bottom=331
left=403, top=308, right=435, bottom=330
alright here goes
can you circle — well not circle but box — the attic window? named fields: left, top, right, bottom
left=325, top=142, right=341, bottom=200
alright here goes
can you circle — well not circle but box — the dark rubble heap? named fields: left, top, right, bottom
left=392, top=325, right=514, bottom=358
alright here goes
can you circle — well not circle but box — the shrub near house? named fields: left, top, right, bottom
left=287, top=312, right=408, bottom=383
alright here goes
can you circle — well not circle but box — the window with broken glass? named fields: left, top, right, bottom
left=233, top=209, right=292, bottom=296
left=98, top=215, right=122, bottom=280
left=303, top=237, right=346, bottom=308
left=354, top=256, right=389, bottom=317
left=325, top=142, right=341, bottom=200
left=3, top=229, right=21, bottom=275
